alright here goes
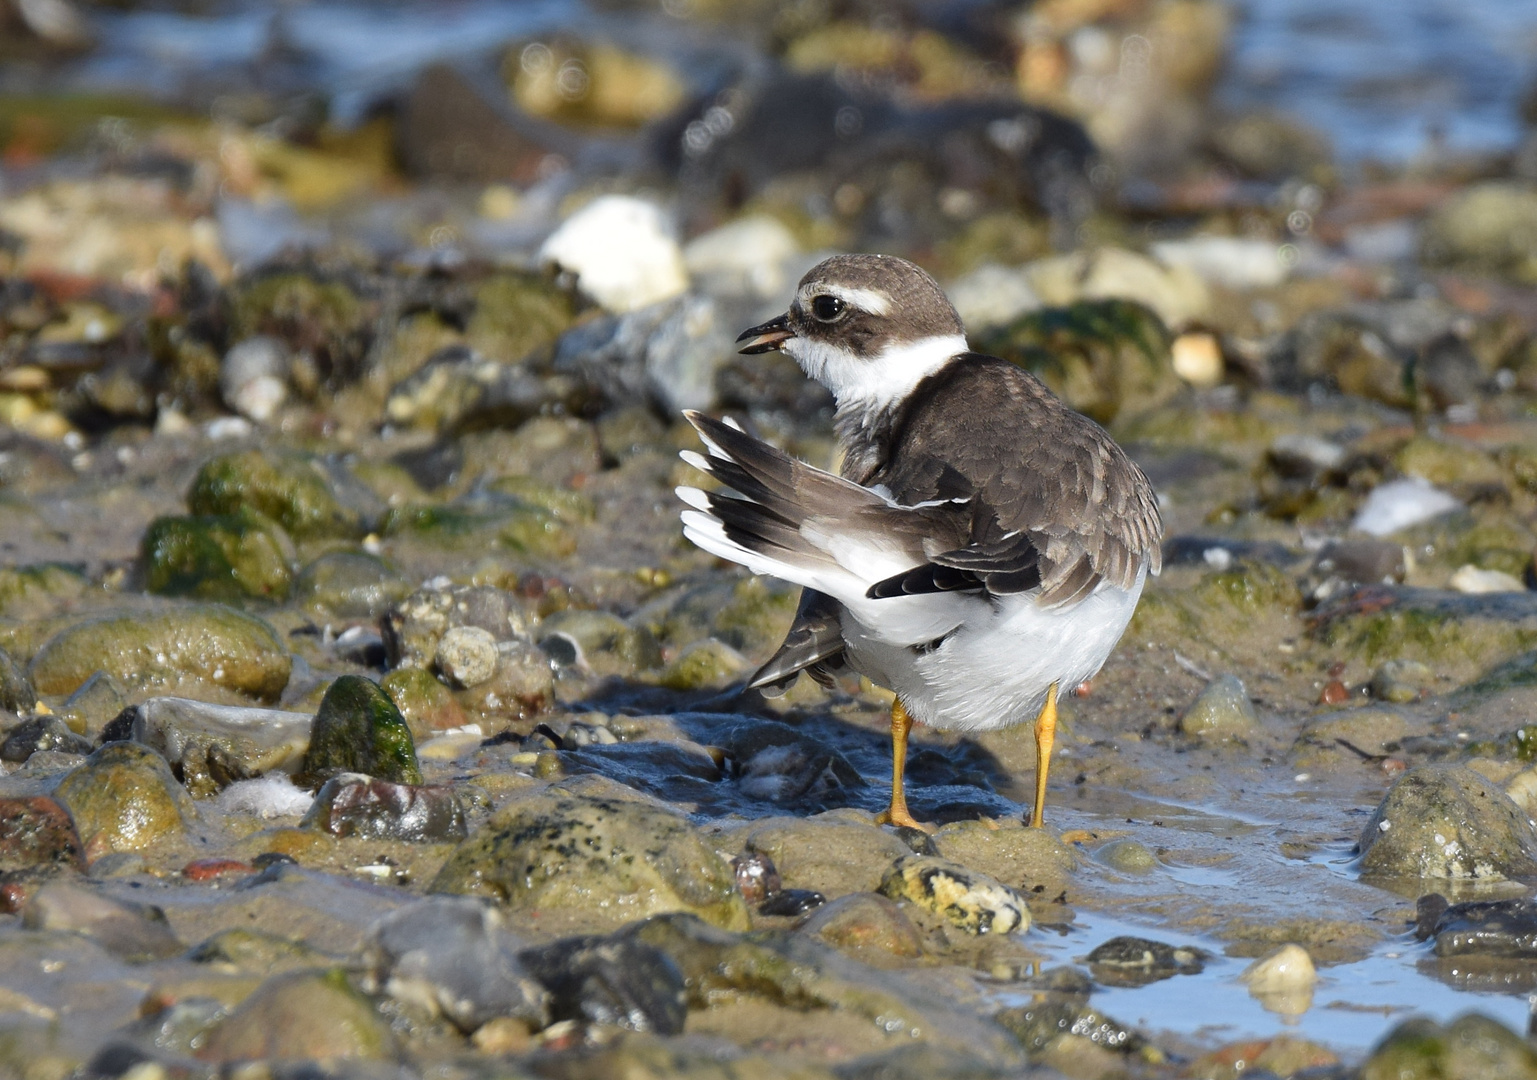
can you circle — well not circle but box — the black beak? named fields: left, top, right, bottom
left=736, top=313, right=794, bottom=354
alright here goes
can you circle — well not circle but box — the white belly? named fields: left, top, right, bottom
left=842, top=568, right=1145, bottom=732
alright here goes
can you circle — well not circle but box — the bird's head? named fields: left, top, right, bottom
left=736, top=254, right=968, bottom=414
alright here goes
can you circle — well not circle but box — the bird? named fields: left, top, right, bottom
left=675, top=253, right=1162, bottom=832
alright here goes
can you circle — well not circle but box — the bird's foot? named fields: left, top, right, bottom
left=876, top=806, right=936, bottom=834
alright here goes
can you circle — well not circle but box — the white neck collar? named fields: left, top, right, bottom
left=786, top=333, right=968, bottom=418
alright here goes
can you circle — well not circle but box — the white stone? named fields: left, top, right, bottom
left=1350, top=477, right=1462, bottom=537
left=1150, top=236, right=1289, bottom=290
left=683, top=215, right=800, bottom=301
left=945, top=263, right=1041, bottom=330
left=436, top=625, right=500, bottom=688
left=1240, top=943, right=1316, bottom=1016
left=1449, top=565, right=1527, bottom=595
left=1170, top=331, right=1224, bottom=387
left=539, top=195, right=688, bottom=313
left=1025, top=247, right=1209, bottom=327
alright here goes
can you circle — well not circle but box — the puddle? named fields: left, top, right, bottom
left=1005, top=909, right=1535, bottom=1057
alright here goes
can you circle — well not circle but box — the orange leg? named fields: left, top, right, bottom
left=875, top=699, right=934, bottom=833
left=1029, top=683, right=1060, bottom=829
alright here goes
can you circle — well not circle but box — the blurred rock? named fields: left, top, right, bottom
left=139, top=508, right=295, bottom=602
left=1179, top=673, right=1258, bottom=740
left=294, top=552, right=410, bottom=620
left=121, top=696, right=311, bottom=798
left=540, top=196, right=688, bottom=313
left=945, top=263, right=1041, bottom=330
left=1240, top=944, right=1315, bottom=1016
left=1359, top=1014, right=1537, bottom=1080
left=399, top=62, right=562, bottom=184
left=0, top=714, right=90, bottom=761
left=1451, top=565, right=1527, bottom=595
left=221, top=336, right=290, bottom=424
left=23, top=882, right=182, bottom=961
left=55, top=742, right=195, bottom=856
left=797, top=892, right=925, bottom=963
left=188, top=450, right=369, bottom=541
left=682, top=215, right=801, bottom=302
left=1150, top=236, right=1289, bottom=290
left=1170, top=331, right=1224, bottom=387
left=384, top=344, right=564, bottom=432
left=360, top=896, right=548, bottom=1032
left=197, top=969, right=395, bottom=1063
left=380, top=667, right=468, bottom=739
left=519, top=934, right=687, bottom=1034
left=435, top=625, right=499, bottom=689
left=0, top=644, right=36, bottom=714
left=382, top=581, right=531, bottom=670
left=508, top=38, right=687, bottom=130
left=1085, top=935, right=1207, bottom=987
left=1025, top=248, right=1209, bottom=327
left=1358, top=764, right=1537, bottom=880
left=302, top=773, right=465, bottom=841
left=878, top=855, right=1029, bottom=935
left=0, top=796, right=84, bottom=874
left=1208, top=110, right=1332, bottom=181
left=1421, top=182, right=1537, bottom=280
left=1351, top=478, right=1462, bottom=537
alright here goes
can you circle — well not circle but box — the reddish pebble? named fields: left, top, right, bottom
left=1071, top=680, right=1093, bottom=698
left=1318, top=680, right=1349, bottom=706
left=182, top=858, right=254, bottom=882
left=1381, top=757, right=1408, bottom=777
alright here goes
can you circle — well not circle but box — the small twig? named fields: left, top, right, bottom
left=1173, top=652, right=1214, bottom=682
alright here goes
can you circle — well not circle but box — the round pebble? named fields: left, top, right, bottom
left=436, top=626, right=500, bottom=689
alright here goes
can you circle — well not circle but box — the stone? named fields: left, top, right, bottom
left=197, top=969, right=395, bottom=1063
left=878, top=855, right=1029, bottom=935
left=1085, top=936, right=1207, bottom=987
left=1421, top=182, right=1537, bottom=279
left=221, top=336, right=289, bottom=424
left=656, top=638, right=749, bottom=691
left=55, top=670, right=128, bottom=738
left=381, top=582, right=530, bottom=671
left=188, top=927, right=333, bottom=974
left=30, top=604, right=291, bottom=703
left=682, top=215, right=800, bottom=302
left=944, top=263, right=1041, bottom=331
left=1239, top=944, right=1316, bottom=1016
left=22, top=881, right=183, bottom=961
left=539, top=196, right=688, bottom=313
left=1170, top=331, right=1224, bottom=387
left=797, top=892, right=925, bottom=963
left=187, top=449, right=367, bottom=540
left=380, top=667, right=468, bottom=739
left=430, top=789, right=750, bottom=932
left=0, top=645, right=36, bottom=713
left=744, top=817, right=912, bottom=897
left=1451, top=565, right=1527, bottom=595
left=435, top=625, right=499, bottom=688
left=383, top=344, right=563, bottom=432
left=302, top=773, right=466, bottom=841
left=1095, top=838, right=1159, bottom=873
left=1191, top=1036, right=1340, bottom=1080
left=0, top=715, right=90, bottom=762
left=1024, top=248, right=1209, bottom=329
left=120, top=696, right=312, bottom=798
left=994, top=998, right=1144, bottom=1056
left=293, top=552, right=410, bottom=620
left=538, top=609, right=662, bottom=678
left=360, top=896, right=548, bottom=1032
left=0, top=796, right=85, bottom=873
left=930, top=820, right=1077, bottom=890
left=297, top=675, right=421, bottom=788
left=1370, top=659, right=1435, bottom=703
left=520, top=934, right=687, bottom=1034
left=1358, top=764, right=1537, bottom=880
left=1360, top=1014, right=1537, bottom=1080
left=1179, top=674, right=1260, bottom=740
left=139, top=508, right=295, bottom=602
left=1420, top=895, right=1537, bottom=959
left=54, top=742, right=194, bottom=856
left=1313, top=539, right=1406, bottom=586
left=1149, top=236, right=1290, bottom=290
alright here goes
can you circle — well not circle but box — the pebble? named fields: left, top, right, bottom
left=0, top=645, right=37, bottom=713
left=302, top=773, right=466, bottom=841
left=682, top=214, right=800, bottom=302
left=1095, top=838, right=1159, bottom=873
left=1085, top=936, right=1207, bottom=987
left=539, top=195, right=688, bottom=313
left=361, top=896, right=548, bottom=1032
left=220, top=335, right=290, bottom=423
left=297, top=674, right=422, bottom=789
left=0, top=796, right=85, bottom=873
left=118, top=696, right=312, bottom=798
left=54, top=742, right=195, bottom=856
left=196, top=969, right=396, bottom=1063
left=797, top=892, right=925, bottom=961
left=0, top=714, right=91, bottom=761
left=1360, top=1014, right=1537, bottom=1079
left=945, top=263, right=1042, bottom=330
left=519, top=934, right=687, bottom=1034
left=1240, top=943, right=1316, bottom=1016
left=1450, top=564, right=1528, bottom=595
left=878, top=855, right=1030, bottom=935
left=1178, top=673, right=1259, bottom=740
left=23, top=881, right=183, bottom=960
left=435, top=625, right=500, bottom=688
left=1170, top=331, right=1224, bottom=387
left=1149, top=236, right=1290, bottom=290
left=1369, top=659, right=1434, bottom=703
left=1350, top=477, right=1463, bottom=537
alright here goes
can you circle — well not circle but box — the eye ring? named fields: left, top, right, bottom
left=809, top=294, right=847, bottom=322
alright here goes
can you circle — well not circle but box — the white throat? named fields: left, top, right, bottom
left=786, top=333, right=968, bottom=418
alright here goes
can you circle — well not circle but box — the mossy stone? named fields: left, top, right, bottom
left=189, top=450, right=365, bottom=540
left=299, top=675, right=421, bottom=788
left=430, top=789, right=749, bottom=932
left=55, top=742, right=195, bottom=855
left=1358, top=764, right=1537, bottom=881
left=380, top=667, right=467, bottom=739
left=656, top=638, right=749, bottom=690
left=0, top=563, right=89, bottom=621
left=0, top=644, right=36, bottom=713
left=294, top=551, right=410, bottom=619
left=29, top=604, right=290, bottom=702
left=141, top=508, right=294, bottom=601
left=55, top=670, right=129, bottom=737
left=197, top=968, right=395, bottom=1063
left=380, top=501, right=574, bottom=558
left=464, top=271, right=579, bottom=363
left=538, top=609, right=661, bottom=676
left=1361, top=1013, right=1537, bottom=1080
left=229, top=272, right=372, bottom=386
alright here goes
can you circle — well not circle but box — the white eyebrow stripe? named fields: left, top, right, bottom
left=813, top=284, right=891, bottom=316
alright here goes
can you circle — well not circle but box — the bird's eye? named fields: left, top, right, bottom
left=810, top=295, right=846, bottom=322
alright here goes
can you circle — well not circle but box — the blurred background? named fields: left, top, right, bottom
left=0, top=0, right=1535, bottom=436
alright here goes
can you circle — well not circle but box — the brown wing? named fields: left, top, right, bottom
left=869, top=355, right=1162, bottom=608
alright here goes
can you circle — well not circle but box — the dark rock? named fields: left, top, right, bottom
left=430, top=788, right=749, bottom=932
left=22, top=881, right=183, bottom=961
left=994, top=998, right=1145, bottom=1054
left=302, top=773, right=466, bottom=841
left=759, top=889, right=825, bottom=917
left=0, top=714, right=91, bottom=761
left=0, top=796, right=86, bottom=873
left=1358, top=764, right=1537, bottom=881
left=724, top=721, right=865, bottom=809
left=1085, top=936, right=1208, bottom=987
left=123, top=696, right=311, bottom=798
left=54, top=742, right=195, bottom=856
left=0, top=645, right=37, bottom=713
left=1312, top=539, right=1407, bottom=585
left=361, top=896, right=548, bottom=1032
left=879, top=856, right=1029, bottom=935
left=29, top=604, right=291, bottom=703
left=1416, top=895, right=1537, bottom=959
left=400, top=62, right=569, bottom=184
left=1359, top=1013, right=1537, bottom=1080
left=56, top=671, right=129, bottom=738
left=520, top=935, right=687, bottom=1034
left=297, top=675, right=421, bottom=789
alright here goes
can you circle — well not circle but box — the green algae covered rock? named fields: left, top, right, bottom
left=29, top=604, right=291, bottom=702
left=228, top=271, right=373, bottom=387
left=1361, top=1013, right=1537, bottom=1080
left=298, top=675, right=421, bottom=788
left=656, top=637, right=749, bottom=690
left=140, top=507, right=295, bottom=601
left=198, top=968, right=395, bottom=1064
left=430, top=789, right=749, bottom=933
left=189, top=450, right=367, bottom=540
left=1358, top=764, right=1537, bottom=881
left=465, top=270, right=580, bottom=363
left=380, top=666, right=467, bottom=739
left=55, top=742, right=194, bottom=855
left=974, top=298, right=1176, bottom=427
left=0, top=563, right=89, bottom=621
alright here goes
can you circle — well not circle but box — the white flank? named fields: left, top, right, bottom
left=785, top=333, right=968, bottom=416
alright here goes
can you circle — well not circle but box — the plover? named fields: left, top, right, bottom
left=677, top=254, right=1162, bottom=831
